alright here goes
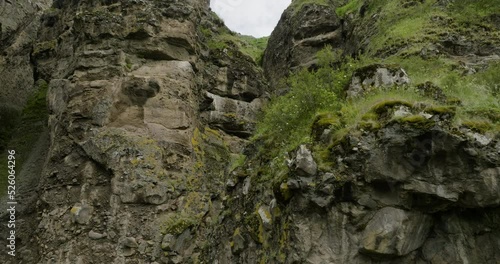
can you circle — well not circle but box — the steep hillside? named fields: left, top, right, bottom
left=208, top=0, right=500, bottom=263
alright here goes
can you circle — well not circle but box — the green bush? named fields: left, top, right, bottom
left=254, top=46, right=348, bottom=163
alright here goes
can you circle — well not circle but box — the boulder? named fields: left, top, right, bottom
left=360, top=207, right=433, bottom=257
left=291, top=145, right=318, bottom=176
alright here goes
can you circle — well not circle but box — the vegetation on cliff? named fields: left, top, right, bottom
left=254, top=0, right=499, bottom=184
left=200, top=12, right=269, bottom=64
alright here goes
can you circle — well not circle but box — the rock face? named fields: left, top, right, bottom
left=1, top=0, right=499, bottom=264
left=213, top=102, right=500, bottom=263
left=206, top=1, right=500, bottom=263
left=0, top=0, right=52, bottom=110
left=263, top=2, right=343, bottom=88
left=360, top=207, right=433, bottom=257
left=1, top=0, right=268, bottom=263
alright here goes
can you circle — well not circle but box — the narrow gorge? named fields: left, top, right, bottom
left=0, top=0, right=499, bottom=263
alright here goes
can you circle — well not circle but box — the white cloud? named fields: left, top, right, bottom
left=210, top=0, right=292, bottom=37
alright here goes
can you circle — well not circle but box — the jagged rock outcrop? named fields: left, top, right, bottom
left=263, top=0, right=343, bottom=88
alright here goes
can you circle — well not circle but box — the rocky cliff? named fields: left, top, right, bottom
left=1, top=0, right=499, bottom=264
left=1, top=0, right=268, bottom=263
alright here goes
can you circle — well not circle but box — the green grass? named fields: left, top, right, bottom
left=252, top=29, right=499, bottom=182
left=201, top=24, right=269, bottom=64
left=290, top=0, right=331, bottom=14
left=366, top=0, right=443, bottom=55
left=377, top=56, right=500, bottom=130
left=448, top=0, right=500, bottom=24
left=339, top=89, right=432, bottom=129
left=237, top=35, right=269, bottom=65
left=350, top=0, right=500, bottom=56
left=336, top=0, right=364, bottom=18
left=199, top=11, right=270, bottom=63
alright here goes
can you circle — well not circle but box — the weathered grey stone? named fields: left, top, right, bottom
left=292, top=145, right=318, bottom=176
left=243, top=177, right=251, bottom=196
left=161, top=234, right=176, bottom=251
left=287, top=179, right=300, bottom=190
left=122, top=237, right=139, bottom=248
left=88, top=230, right=105, bottom=240
left=226, top=179, right=237, bottom=189
left=346, top=65, right=411, bottom=99
left=360, top=207, right=433, bottom=257
left=310, top=195, right=332, bottom=208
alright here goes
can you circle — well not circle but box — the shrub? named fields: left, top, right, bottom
left=254, top=46, right=347, bottom=165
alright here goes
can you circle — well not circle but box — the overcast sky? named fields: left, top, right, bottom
left=210, top=0, right=292, bottom=37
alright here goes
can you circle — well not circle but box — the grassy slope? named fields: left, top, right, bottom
left=252, top=0, right=500, bottom=185
left=200, top=12, right=270, bottom=64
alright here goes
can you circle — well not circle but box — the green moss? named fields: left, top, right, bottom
left=22, top=80, right=49, bottom=120
left=244, top=212, right=263, bottom=243
left=371, top=100, right=413, bottom=115
left=460, top=120, right=494, bottom=133
left=424, top=106, right=456, bottom=115
left=33, top=40, right=57, bottom=56
left=125, top=57, right=132, bottom=70
left=314, top=146, right=335, bottom=171
left=311, top=113, right=341, bottom=141
left=278, top=183, right=291, bottom=201
left=395, top=115, right=435, bottom=129
left=399, top=115, right=427, bottom=123
left=229, top=154, right=246, bottom=172
left=361, top=112, right=378, bottom=121
left=160, top=213, right=199, bottom=235
left=189, top=127, right=230, bottom=190
left=358, top=120, right=381, bottom=131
